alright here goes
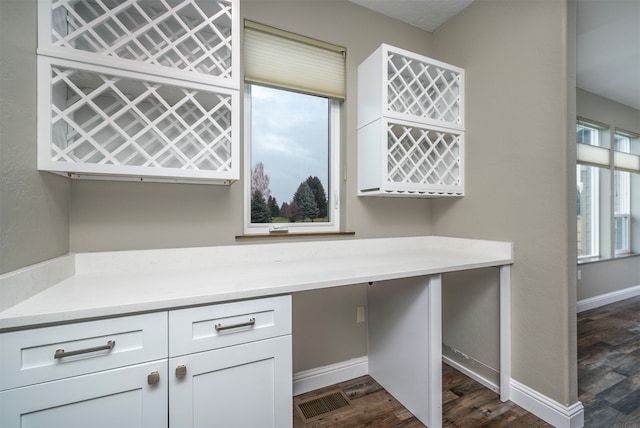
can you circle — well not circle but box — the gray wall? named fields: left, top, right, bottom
left=578, top=257, right=640, bottom=302
left=2, top=0, right=435, bottom=374
left=69, top=1, right=436, bottom=252
left=576, top=88, right=640, bottom=301
left=0, top=0, right=70, bottom=274
left=432, top=0, right=578, bottom=406
left=0, top=0, right=581, bottom=408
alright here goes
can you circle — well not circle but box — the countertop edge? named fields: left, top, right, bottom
left=0, top=237, right=514, bottom=332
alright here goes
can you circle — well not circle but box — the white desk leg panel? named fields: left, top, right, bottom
left=500, top=264, right=512, bottom=402
left=367, top=274, right=442, bottom=428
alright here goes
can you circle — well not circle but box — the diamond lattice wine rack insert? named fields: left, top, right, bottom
left=357, top=44, right=465, bottom=197
left=37, top=0, right=239, bottom=183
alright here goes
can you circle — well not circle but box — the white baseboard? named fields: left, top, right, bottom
left=577, top=284, right=640, bottom=313
left=510, top=379, right=584, bottom=428
left=292, top=357, right=369, bottom=396
left=293, top=357, right=585, bottom=428
left=442, top=355, right=499, bottom=393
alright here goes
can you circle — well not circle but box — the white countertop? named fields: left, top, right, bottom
left=0, top=236, right=513, bottom=331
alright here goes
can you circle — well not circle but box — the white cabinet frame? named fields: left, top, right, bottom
left=36, top=0, right=240, bottom=184
left=358, top=44, right=465, bottom=197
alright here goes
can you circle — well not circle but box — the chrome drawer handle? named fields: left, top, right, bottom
left=54, top=340, right=116, bottom=359
left=215, top=318, right=256, bottom=332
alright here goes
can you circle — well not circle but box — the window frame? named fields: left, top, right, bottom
left=242, top=83, right=341, bottom=235
left=576, top=119, right=639, bottom=261
left=577, top=163, right=600, bottom=260
left=613, top=132, right=633, bottom=255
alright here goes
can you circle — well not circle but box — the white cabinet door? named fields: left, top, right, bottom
left=169, top=335, right=292, bottom=428
left=0, top=360, right=168, bottom=428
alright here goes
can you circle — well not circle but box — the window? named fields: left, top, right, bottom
left=577, top=122, right=602, bottom=147
left=614, top=133, right=632, bottom=254
left=576, top=121, right=605, bottom=259
left=577, top=164, right=599, bottom=258
left=243, top=22, right=345, bottom=234
left=245, top=84, right=339, bottom=231
left=576, top=119, right=640, bottom=261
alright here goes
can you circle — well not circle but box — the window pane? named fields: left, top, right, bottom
left=614, top=215, right=630, bottom=253
left=614, top=134, right=631, bottom=153
left=577, top=164, right=599, bottom=258
left=250, top=85, right=330, bottom=224
left=614, top=168, right=630, bottom=253
left=577, top=123, right=600, bottom=147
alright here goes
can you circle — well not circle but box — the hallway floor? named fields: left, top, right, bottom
left=292, top=364, right=551, bottom=427
left=579, top=295, right=640, bottom=426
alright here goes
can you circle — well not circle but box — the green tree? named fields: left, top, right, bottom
left=293, top=181, right=319, bottom=221
left=305, top=176, right=328, bottom=219
left=267, top=195, right=280, bottom=218
left=251, top=190, right=271, bottom=223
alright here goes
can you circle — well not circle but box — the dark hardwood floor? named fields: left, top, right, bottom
left=293, top=364, right=551, bottom=427
left=578, top=295, right=640, bottom=427
left=293, top=296, right=640, bottom=427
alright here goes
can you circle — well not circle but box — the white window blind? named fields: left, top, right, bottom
left=577, top=143, right=610, bottom=168
left=244, top=21, right=346, bottom=100
left=577, top=139, right=640, bottom=173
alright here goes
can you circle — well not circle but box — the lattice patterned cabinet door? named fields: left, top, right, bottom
left=358, top=44, right=465, bottom=197
left=358, top=44, right=464, bottom=131
left=38, top=0, right=239, bottom=88
left=358, top=118, right=464, bottom=197
left=37, top=57, right=239, bottom=183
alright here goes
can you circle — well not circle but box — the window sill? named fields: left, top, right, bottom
left=578, top=252, right=640, bottom=265
left=236, top=231, right=355, bottom=240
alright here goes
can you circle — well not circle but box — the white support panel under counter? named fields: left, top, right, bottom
left=367, top=274, right=443, bottom=428
left=500, top=264, right=512, bottom=402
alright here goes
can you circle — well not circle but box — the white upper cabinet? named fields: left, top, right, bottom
left=357, top=44, right=465, bottom=197
left=36, top=0, right=239, bottom=184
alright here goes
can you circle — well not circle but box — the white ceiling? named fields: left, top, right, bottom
left=348, top=0, right=475, bottom=32
left=349, top=0, right=640, bottom=111
left=577, top=0, right=640, bottom=110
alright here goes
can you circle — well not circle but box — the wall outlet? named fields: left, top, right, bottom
left=357, top=306, right=365, bottom=323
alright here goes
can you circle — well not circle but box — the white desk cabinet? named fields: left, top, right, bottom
left=0, top=296, right=292, bottom=428
left=169, top=336, right=292, bottom=428
left=0, top=360, right=168, bottom=428
left=169, top=296, right=292, bottom=428
left=0, top=313, right=168, bottom=427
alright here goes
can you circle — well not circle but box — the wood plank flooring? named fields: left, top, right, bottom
left=578, top=295, right=640, bottom=427
left=293, top=296, right=640, bottom=427
left=293, top=364, right=551, bottom=427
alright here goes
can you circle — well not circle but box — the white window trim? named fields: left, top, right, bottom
left=614, top=213, right=631, bottom=256
left=578, top=164, right=600, bottom=260
left=242, top=84, right=341, bottom=235
left=614, top=132, right=633, bottom=255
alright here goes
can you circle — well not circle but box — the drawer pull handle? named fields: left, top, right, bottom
left=54, top=340, right=116, bottom=359
left=215, top=318, right=256, bottom=332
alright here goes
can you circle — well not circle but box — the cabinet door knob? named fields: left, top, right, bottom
left=148, top=371, right=160, bottom=385
left=175, top=364, right=187, bottom=379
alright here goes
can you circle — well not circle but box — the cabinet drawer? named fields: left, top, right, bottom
left=169, top=295, right=291, bottom=357
left=0, top=312, right=167, bottom=391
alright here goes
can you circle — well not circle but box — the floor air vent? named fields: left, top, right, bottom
left=295, top=389, right=351, bottom=423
